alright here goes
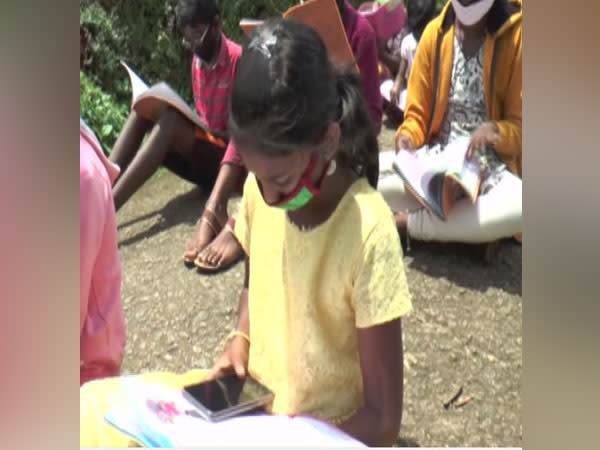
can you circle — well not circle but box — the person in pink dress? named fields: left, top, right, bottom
left=80, top=118, right=126, bottom=385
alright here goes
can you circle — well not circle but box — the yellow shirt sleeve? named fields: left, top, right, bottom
left=351, top=216, right=412, bottom=328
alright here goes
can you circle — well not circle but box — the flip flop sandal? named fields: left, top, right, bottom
left=183, top=206, right=227, bottom=264
left=194, top=218, right=244, bottom=273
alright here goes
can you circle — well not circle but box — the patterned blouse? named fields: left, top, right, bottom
left=428, top=35, right=506, bottom=194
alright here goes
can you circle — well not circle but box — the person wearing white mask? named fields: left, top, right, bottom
left=377, top=0, right=522, bottom=260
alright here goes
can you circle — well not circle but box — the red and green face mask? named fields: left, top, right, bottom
left=257, top=153, right=331, bottom=211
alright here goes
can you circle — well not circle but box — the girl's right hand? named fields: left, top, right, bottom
left=206, top=336, right=249, bottom=380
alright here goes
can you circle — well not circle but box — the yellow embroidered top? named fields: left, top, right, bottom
left=234, top=174, right=412, bottom=422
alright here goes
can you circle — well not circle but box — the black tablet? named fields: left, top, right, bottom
left=182, top=373, right=274, bottom=422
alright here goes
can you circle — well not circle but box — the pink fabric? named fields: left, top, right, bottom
left=192, top=34, right=244, bottom=167
left=358, top=1, right=406, bottom=42
left=80, top=122, right=126, bottom=386
left=221, top=140, right=243, bottom=166
left=343, top=1, right=383, bottom=134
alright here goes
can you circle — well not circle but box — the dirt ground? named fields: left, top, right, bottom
left=115, top=122, right=522, bottom=448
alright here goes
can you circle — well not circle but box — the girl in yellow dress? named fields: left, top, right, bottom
left=80, top=18, right=412, bottom=447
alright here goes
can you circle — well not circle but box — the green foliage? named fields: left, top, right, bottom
left=79, top=0, right=302, bottom=150
left=80, top=0, right=191, bottom=151
left=80, top=71, right=128, bottom=152
left=80, top=0, right=190, bottom=104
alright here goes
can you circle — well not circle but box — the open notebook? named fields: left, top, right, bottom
left=392, top=138, right=484, bottom=221
left=120, top=61, right=227, bottom=147
left=380, top=78, right=407, bottom=111
left=104, top=377, right=365, bottom=447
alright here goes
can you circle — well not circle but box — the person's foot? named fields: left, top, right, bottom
left=183, top=205, right=227, bottom=264
left=195, top=223, right=244, bottom=271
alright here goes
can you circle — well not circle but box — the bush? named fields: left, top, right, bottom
left=80, top=70, right=128, bottom=153
left=79, top=0, right=301, bottom=151
left=80, top=1, right=302, bottom=107
left=80, top=0, right=191, bottom=151
left=80, top=1, right=189, bottom=104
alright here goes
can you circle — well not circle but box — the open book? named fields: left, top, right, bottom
left=392, top=138, right=484, bottom=221
left=104, top=377, right=365, bottom=447
left=380, top=78, right=407, bottom=111
left=239, top=0, right=357, bottom=72
left=120, top=61, right=227, bottom=147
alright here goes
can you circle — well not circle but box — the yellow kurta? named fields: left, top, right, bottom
left=234, top=174, right=412, bottom=422
left=79, top=174, right=413, bottom=447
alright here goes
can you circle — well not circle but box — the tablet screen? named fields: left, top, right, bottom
left=183, top=373, right=272, bottom=414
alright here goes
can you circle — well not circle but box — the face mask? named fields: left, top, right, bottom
left=451, top=0, right=494, bottom=27
left=258, top=153, right=332, bottom=211
left=192, top=24, right=215, bottom=62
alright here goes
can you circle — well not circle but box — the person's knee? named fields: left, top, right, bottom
left=122, top=109, right=153, bottom=134
left=156, top=107, right=181, bottom=136
left=156, top=108, right=196, bottom=152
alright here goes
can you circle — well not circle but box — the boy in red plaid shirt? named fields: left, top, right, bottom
left=109, top=0, right=246, bottom=271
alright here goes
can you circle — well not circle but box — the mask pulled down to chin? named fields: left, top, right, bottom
left=193, top=26, right=218, bottom=63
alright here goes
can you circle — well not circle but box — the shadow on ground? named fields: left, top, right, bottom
left=117, top=185, right=207, bottom=248
left=405, top=240, right=522, bottom=296
left=396, top=436, right=421, bottom=447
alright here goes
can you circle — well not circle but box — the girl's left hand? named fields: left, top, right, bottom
left=467, top=122, right=500, bottom=159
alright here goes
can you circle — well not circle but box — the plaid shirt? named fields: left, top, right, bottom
left=192, top=34, right=243, bottom=165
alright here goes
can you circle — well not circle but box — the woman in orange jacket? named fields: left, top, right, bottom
left=378, top=0, right=522, bottom=247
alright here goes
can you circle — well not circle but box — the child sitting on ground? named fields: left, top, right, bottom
left=389, top=0, right=437, bottom=109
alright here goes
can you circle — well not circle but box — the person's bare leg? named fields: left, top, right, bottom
left=112, top=108, right=196, bottom=211
left=109, top=110, right=153, bottom=180
left=183, top=163, right=246, bottom=262
left=393, top=211, right=408, bottom=235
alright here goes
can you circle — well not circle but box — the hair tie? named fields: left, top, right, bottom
left=248, top=33, right=278, bottom=59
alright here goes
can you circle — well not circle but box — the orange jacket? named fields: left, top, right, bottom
left=397, top=0, right=522, bottom=177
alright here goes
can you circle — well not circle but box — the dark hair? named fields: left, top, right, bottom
left=336, top=0, right=346, bottom=19
left=229, top=19, right=379, bottom=188
left=175, top=0, right=219, bottom=30
left=406, top=0, right=437, bottom=42
left=485, top=0, right=520, bottom=33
